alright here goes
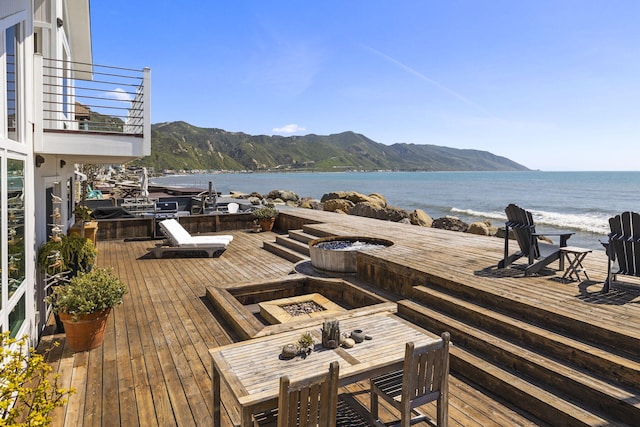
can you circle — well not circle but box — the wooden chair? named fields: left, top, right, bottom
left=254, top=361, right=339, bottom=427
left=498, top=203, right=573, bottom=276
left=253, top=360, right=370, bottom=427
left=603, top=211, right=640, bottom=292
left=370, top=332, right=451, bottom=427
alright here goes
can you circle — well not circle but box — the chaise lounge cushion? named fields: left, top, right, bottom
left=159, top=219, right=233, bottom=248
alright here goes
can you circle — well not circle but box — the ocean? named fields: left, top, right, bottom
left=149, top=171, right=640, bottom=251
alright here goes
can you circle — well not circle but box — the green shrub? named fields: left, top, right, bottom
left=37, top=235, right=97, bottom=275
left=45, top=268, right=128, bottom=321
left=0, top=332, right=74, bottom=426
left=73, top=205, right=92, bottom=223
left=252, top=205, right=279, bottom=220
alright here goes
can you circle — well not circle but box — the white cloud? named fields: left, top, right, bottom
left=109, top=88, right=133, bottom=102
left=272, top=124, right=306, bottom=134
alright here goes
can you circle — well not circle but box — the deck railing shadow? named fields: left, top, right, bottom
left=576, top=281, right=640, bottom=306
left=474, top=265, right=556, bottom=279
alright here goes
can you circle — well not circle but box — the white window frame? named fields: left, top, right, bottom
left=1, top=152, right=30, bottom=339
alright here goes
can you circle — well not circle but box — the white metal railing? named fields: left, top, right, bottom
left=42, top=58, right=149, bottom=135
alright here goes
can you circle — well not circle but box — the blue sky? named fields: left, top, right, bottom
left=90, top=1, right=639, bottom=171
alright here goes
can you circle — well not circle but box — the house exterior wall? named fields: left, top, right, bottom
left=0, top=0, right=35, bottom=344
left=1, top=0, right=150, bottom=346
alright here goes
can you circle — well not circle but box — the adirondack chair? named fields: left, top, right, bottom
left=603, top=211, right=640, bottom=293
left=498, top=204, right=574, bottom=276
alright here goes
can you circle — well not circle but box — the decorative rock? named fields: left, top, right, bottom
left=495, top=227, right=513, bottom=239
left=267, top=190, right=299, bottom=203
left=364, top=335, right=373, bottom=340
left=368, top=193, right=388, bottom=207
left=320, top=191, right=360, bottom=203
left=432, top=216, right=469, bottom=232
left=467, top=220, right=498, bottom=236
left=281, top=343, right=298, bottom=359
left=299, top=198, right=317, bottom=209
left=348, top=202, right=409, bottom=222
left=320, top=191, right=386, bottom=208
left=341, top=338, right=355, bottom=348
left=410, top=209, right=433, bottom=227
left=350, top=329, right=365, bottom=343
left=323, top=199, right=355, bottom=213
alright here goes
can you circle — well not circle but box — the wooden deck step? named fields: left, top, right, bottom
left=398, top=299, right=640, bottom=426
left=262, top=240, right=309, bottom=263
left=451, top=344, right=613, bottom=427
left=403, top=261, right=640, bottom=356
left=301, top=224, right=336, bottom=239
left=275, top=234, right=310, bottom=256
left=411, top=285, right=640, bottom=389
left=287, top=229, right=322, bottom=244
left=261, top=227, right=328, bottom=262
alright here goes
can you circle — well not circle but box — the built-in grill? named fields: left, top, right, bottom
left=154, top=201, right=179, bottom=219
left=152, top=201, right=179, bottom=238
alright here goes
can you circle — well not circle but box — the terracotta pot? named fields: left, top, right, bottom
left=59, top=309, right=111, bottom=352
left=259, top=218, right=275, bottom=232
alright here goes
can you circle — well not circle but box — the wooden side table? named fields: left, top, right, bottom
left=559, top=246, right=592, bottom=282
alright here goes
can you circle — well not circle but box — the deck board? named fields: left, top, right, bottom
left=40, top=209, right=639, bottom=426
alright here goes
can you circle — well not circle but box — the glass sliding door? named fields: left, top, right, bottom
left=4, top=158, right=26, bottom=337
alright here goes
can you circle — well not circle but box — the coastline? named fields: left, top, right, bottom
left=149, top=171, right=633, bottom=251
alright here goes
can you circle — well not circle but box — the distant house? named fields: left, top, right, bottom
left=0, top=0, right=151, bottom=345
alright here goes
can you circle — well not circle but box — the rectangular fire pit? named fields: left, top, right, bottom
left=259, top=293, right=346, bottom=324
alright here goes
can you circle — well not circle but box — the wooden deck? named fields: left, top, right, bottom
left=38, top=208, right=640, bottom=426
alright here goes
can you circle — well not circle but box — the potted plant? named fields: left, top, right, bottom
left=45, top=267, right=127, bottom=352
left=38, top=234, right=97, bottom=276
left=72, top=204, right=98, bottom=244
left=252, top=205, right=279, bottom=232
left=39, top=235, right=98, bottom=333
left=297, top=332, right=315, bottom=356
left=73, top=204, right=92, bottom=224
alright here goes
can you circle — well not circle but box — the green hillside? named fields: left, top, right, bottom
left=131, top=121, right=529, bottom=172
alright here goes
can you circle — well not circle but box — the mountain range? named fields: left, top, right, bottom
left=132, top=121, right=529, bottom=172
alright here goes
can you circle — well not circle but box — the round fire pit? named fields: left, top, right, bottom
left=308, top=236, right=394, bottom=273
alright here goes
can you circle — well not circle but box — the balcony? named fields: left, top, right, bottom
left=33, top=55, right=151, bottom=163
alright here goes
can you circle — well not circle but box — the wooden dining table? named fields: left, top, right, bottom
left=210, top=310, right=439, bottom=427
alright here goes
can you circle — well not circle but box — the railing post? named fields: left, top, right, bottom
left=33, top=54, right=44, bottom=152
left=142, top=67, right=151, bottom=156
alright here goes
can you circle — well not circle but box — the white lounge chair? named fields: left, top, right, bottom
left=147, top=219, right=233, bottom=258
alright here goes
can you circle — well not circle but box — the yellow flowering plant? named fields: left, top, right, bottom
left=0, top=332, right=74, bottom=426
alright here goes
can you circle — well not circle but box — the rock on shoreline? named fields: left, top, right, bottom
left=235, top=188, right=500, bottom=237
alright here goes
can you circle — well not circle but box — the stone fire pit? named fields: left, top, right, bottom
left=309, top=236, right=394, bottom=273
left=259, top=293, right=345, bottom=324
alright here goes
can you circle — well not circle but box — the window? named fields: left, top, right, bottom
left=8, top=294, right=25, bottom=337
left=7, top=159, right=25, bottom=300
left=1, top=156, right=27, bottom=338
left=5, top=24, right=19, bottom=141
